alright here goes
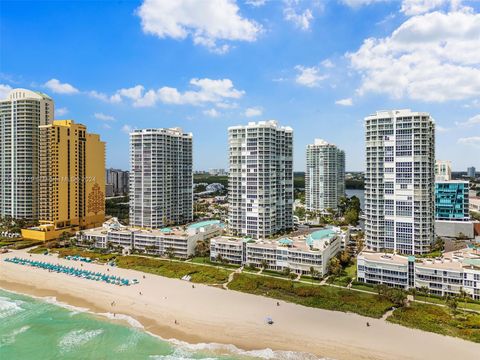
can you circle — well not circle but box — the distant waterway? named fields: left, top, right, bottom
left=345, top=189, right=365, bottom=210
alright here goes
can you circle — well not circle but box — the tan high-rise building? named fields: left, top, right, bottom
left=22, top=120, right=105, bottom=240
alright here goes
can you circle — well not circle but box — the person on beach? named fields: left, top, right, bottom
left=277, top=302, right=280, bottom=306
left=174, top=320, right=178, bottom=325
left=366, top=322, right=370, bottom=327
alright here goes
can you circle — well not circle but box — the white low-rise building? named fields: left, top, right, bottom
left=211, top=227, right=346, bottom=276
left=79, top=219, right=224, bottom=259
left=357, top=247, right=480, bottom=300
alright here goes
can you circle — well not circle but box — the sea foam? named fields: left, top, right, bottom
left=0, top=325, right=30, bottom=347
left=155, top=334, right=327, bottom=360
left=0, top=296, right=24, bottom=319
left=58, top=329, right=104, bottom=353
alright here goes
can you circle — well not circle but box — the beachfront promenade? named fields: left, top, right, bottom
left=1, top=249, right=479, bottom=360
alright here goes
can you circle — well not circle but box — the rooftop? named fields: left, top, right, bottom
left=213, top=227, right=343, bottom=252
left=359, top=246, right=480, bottom=270
left=187, top=220, right=221, bottom=230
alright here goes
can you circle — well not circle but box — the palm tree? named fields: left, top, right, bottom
left=309, top=266, right=318, bottom=281
left=260, top=259, right=268, bottom=270
left=459, top=287, right=469, bottom=309
left=446, top=295, right=458, bottom=315
left=410, top=287, right=417, bottom=300
left=419, top=286, right=429, bottom=298
left=165, top=246, right=175, bottom=260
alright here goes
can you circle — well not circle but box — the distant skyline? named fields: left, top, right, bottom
left=1, top=0, right=479, bottom=171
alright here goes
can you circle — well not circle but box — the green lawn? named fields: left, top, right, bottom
left=387, top=303, right=480, bottom=343
left=415, top=295, right=480, bottom=312
left=56, top=247, right=118, bottom=263
left=116, top=256, right=231, bottom=284
left=0, top=238, right=44, bottom=249
left=190, top=257, right=241, bottom=269
left=228, top=273, right=393, bottom=318
left=351, top=283, right=376, bottom=293
left=344, top=259, right=357, bottom=278
left=328, top=260, right=357, bottom=287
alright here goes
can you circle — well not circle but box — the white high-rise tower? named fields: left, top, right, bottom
left=228, top=120, right=293, bottom=239
left=365, top=110, right=435, bottom=255
left=306, top=139, right=345, bottom=211
left=0, top=88, right=54, bottom=220
left=129, top=128, right=193, bottom=229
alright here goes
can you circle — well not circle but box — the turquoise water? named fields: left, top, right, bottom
left=0, top=289, right=321, bottom=360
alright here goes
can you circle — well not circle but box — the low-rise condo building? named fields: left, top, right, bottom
left=210, top=227, right=348, bottom=276
left=357, top=247, right=480, bottom=300
left=79, top=219, right=223, bottom=259
left=435, top=180, right=473, bottom=238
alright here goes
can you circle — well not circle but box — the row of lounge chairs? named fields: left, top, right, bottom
left=4, top=257, right=139, bottom=286
left=65, top=255, right=92, bottom=263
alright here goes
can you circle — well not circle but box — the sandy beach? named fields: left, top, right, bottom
left=1, top=249, right=479, bottom=360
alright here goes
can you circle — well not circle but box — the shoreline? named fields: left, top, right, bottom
left=1, top=250, right=479, bottom=360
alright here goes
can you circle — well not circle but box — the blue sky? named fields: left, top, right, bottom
left=1, top=0, right=479, bottom=171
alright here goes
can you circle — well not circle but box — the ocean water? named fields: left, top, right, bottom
left=0, top=289, right=323, bottom=360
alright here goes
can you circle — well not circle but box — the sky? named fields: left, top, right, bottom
left=1, top=0, right=479, bottom=171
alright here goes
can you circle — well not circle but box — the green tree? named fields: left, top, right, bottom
left=388, top=289, right=408, bottom=307
left=338, top=250, right=351, bottom=267
left=459, top=288, right=469, bottom=308
left=327, top=257, right=342, bottom=276
left=195, top=239, right=210, bottom=257
left=165, top=246, right=175, bottom=259
left=344, top=208, right=359, bottom=226
left=446, top=295, right=458, bottom=314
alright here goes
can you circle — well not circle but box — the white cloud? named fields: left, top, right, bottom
left=159, top=78, right=244, bottom=105
left=340, top=0, right=387, bottom=8
left=245, top=107, right=263, bottom=117
left=88, top=90, right=123, bottom=103
left=121, top=124, right=134, bottom=134
left=0, top=84, right=13, bottom=99
left=117, top=85, right=145, bottom=101
left=245, top=0, right=267, bottom=6
left=203, top=108, right=221, bottom=117
left=55, top=107, right=69, bottom=116
left=102, top=123, right=112, bottom=130
left=458, top=136, right=480, bottom=146
left=294, top=65, right=327, bottom=87
left=94, top=112, right=116, bottom=121
left=400, top=0, right=459, bottom=16
left=136, top=0, right=261, bottom=53
left=283, top=0, right=314, bottom=30
left=457, top=114, right=480, bottom=127
left=216, top=101, right=238, bottom=109
left=44, top=78, right=79, bottom=94
left=335, top=98, right=353, bottom=106
left=436, top=125, right=450, bottom=132
left=88, top=78, right=244, bottom=108
left=347, top=10, right=480, bottom=102
left=321, top=59, right=334, bottom=68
